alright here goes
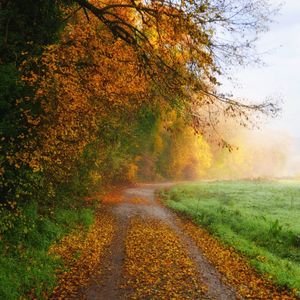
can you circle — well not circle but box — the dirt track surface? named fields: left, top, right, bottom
left=83, top=184, right=239, bottom=300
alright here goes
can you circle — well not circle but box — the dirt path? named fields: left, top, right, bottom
left=81, top=184, right=240, bottom=300
left=51, top=184, right=298, bottom=299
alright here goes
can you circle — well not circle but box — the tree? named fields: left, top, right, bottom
left=0, top=0, right=66, bottom=204
left=70, top=0, right=280, bottom=137
left=0, top=0, right=280, bottom=209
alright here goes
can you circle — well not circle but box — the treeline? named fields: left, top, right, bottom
left=0, top=0, right=281, bottom=238
left=0, top=1, right=217, bottom=237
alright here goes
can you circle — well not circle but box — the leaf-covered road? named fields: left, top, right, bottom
left=51, top=184, right=298, bottom=299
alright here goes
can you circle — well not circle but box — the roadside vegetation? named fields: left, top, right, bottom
left=162, top=180, right=300, bottom=291
left=0, top=194, right=95, bottom=299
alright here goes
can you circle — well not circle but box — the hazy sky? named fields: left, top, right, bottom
left=220, top=0, right=300, bottom=138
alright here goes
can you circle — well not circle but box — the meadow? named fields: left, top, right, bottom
left=161, top=180, right=300, bottom=290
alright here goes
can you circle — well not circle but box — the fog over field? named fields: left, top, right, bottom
left=227, top=129, right=300, bottom=178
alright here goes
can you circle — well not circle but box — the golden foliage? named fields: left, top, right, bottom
left=101, top=190, right=124, bottom=204
left=15, top=8, right=151, bottom=185
left=126, top=163, right=138, bottom=182
left=48, top=212, right=115, bottom=299
left=122, top=218, right=206, bottom=299
left=3, top=0, right=217, bottom=193
left=183, top=220, right=298, bottom=299
left=157, top=113, right=213, bottom=179
left=127, top=197, right=149, bottom=205
left=168, top=128, right=212, bottom=179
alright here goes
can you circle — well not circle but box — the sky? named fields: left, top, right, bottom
left=219, top=0, right=300, bottom=139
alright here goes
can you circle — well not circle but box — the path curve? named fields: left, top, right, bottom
left=83, top=183, right=240, bottom=300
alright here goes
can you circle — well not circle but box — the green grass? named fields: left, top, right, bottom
left=0, top=201, right=95, bottom=300
left=161, top=179, right=300, bottom=291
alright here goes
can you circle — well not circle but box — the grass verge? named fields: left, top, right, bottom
left=161, top=180, right=300, bottom=293
left=0, top=198, right=95, bottom=299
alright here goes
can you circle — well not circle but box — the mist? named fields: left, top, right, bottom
left=205, top=127, right=300, bottom=180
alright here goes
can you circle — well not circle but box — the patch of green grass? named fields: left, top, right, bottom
left=0, top=201, right=95, bottom=300
left=161, top=180, right=300, bottom=290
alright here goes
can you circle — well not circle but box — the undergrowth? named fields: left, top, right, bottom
left=0, top=194, right=95, bottom=300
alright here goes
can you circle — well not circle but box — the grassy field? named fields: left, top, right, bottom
left=161, top=180, right=300, bottom=291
